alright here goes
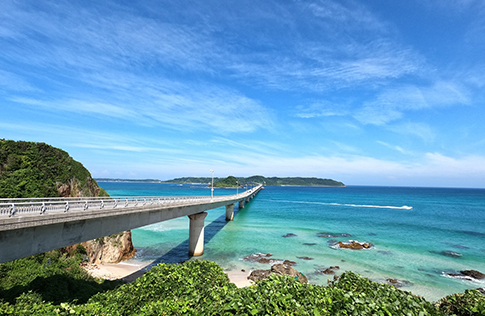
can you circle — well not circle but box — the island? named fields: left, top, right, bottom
left=163, top=175, right=345, bottom=187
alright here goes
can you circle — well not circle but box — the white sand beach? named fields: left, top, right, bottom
left=84, top=260, right=254, bottom=288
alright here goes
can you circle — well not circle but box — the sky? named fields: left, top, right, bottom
left=1, top=0, right=485, bottom=188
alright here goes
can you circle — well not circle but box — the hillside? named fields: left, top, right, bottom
left=0, top=140, right=109, bottom=198
left=0, top=140, right=135, bottom=264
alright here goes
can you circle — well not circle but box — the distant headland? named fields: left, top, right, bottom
left=96, top=176, right=345, bottom=187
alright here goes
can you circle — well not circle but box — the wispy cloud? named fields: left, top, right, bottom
left=354, top=81, right=470, bottom=125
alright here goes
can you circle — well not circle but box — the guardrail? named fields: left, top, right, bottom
left=0, top=185, right=262, bottom=218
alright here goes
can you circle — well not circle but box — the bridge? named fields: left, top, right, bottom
left=0, top=184, right=263, bottom=264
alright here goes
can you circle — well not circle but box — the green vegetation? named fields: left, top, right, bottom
left=164, top=175, right=345, bottom=187
left=163, top=176, right=217, bottom=184
left=213, top=175, right=240, bottom=187
left=95, top=178, right=162, bottom=183
left=2, top=259, right=482, bottom=315
left=438, top=289, right=485, bottom=316
left=0, top=249, right=121, bottom=307
left=0, top=140, right=108, bottom=198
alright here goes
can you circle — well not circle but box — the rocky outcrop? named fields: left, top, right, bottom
left=333, top=240, right=373, bottom=250
left=248, top=263, right=308, bottom=284
left=66, top=231, right=136, bottom=264
left=460, top=270, right=485, bottom=280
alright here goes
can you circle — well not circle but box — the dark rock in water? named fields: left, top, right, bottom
left=241, top=269, right=245, bottom=272
left=303, top=243, right=317, bottom=246
left=283, top=260, right=297, bottom=266
left=387, top=278, right=398, bottom=284
left=327, top=239, right=338, bottom=245
left=441, top=250, right=462, bottom=258
left=258, top=258, right=273, bottom=264
left=318, top=232, right=339, bottom=238
left=243, top=253, right=275, bottom=264
left=283, top=233, right=297, bottom=238
left=320, top=266, right=340, bottom=275
left=333, top=240, right=373, bottom=250
left=460, top=270, right=485, bottom=280
left=249, top=263, right=308, bottom=284
left=386, top=278, right=413, bottom=288
left=297, top=256, right=313, bottom=260
left=418, top=268, right=426, bottom=272
left=248, top=270, right=272, bottom=282
left=341, top=233, right=352, bottom=237
left=368, top=233, right=377, bottom=236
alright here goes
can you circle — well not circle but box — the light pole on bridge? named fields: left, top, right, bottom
left=210, top=169, right=214, bottom=200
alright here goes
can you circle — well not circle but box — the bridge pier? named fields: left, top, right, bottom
left=238, top=200, right=245, bottom=209
left=188, top=212, right=208, bottom=256
left=245, top=197, right=250, bottom=203
left=225, top=204, right=234, bottom=221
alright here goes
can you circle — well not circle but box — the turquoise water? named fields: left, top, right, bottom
left=100, top=182, right=485, bottom=301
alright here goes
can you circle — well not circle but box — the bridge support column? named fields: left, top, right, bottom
left=239, top=200, right=245, bottom=209
left=225, top=204, right=235, bottom=221
left=188, top=212, right=208, bottom=256
left=245, top=197, right=250, bottom=203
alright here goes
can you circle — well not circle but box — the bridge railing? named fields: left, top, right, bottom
left=0, top=184, right=262, bottom=218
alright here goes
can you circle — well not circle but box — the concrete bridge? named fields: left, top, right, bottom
left=0, top=184, right=263, bottom=264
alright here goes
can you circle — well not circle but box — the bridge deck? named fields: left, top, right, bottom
left=0, top=185, right=263, bottom=263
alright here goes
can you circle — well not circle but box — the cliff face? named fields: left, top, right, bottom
left=0, top=140, right=135, bottom=263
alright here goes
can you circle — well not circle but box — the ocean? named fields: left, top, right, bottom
left=99, top=182, right=485, bottom=301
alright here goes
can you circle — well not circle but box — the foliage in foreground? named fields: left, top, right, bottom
left=0, top=256, right=485, bottom=316
left=438, top=289, right=485, bottom=316
left=5, top=259, right=484, bottom=315
left=0, top=249, right=121, bottom=306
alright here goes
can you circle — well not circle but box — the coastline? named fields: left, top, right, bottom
left=84, top=260, right=253, bottom=288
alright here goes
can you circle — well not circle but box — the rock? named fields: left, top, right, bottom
left=297, top=256, right=313, bottom=260
left=477, top=288, right=485, bottom=295
left=271, top=263, right=308, bottom=284
left=66, top=231, right=136, bottom=264
left=320, top=266, right=339, bottom=275
left=283, top=260, right=297, bottom=266
left=258, top=258, right=273, bottom=264
left=248, top=263, right=308, bottom=284
left=387, top=278, right=398, bottom=284
left=317, top=232, right=339, bottom=238
left=442, top=250, right=462, bottom=258
left=243, top=253, right=273, bottom=263
left=303, top=243, right=317, bottom=246
left=248, top=270, right=272, bottom=282
left=341, top=233, right=352, bottom=237
left=460, top=270, right=485, bottom=280
left=385, top=278, right=413, bottom=288
left=334, top=240, right=373, bottom=250
left=283, top=233, right=297, bottom=238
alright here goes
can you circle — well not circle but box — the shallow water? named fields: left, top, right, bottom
left=101, top=182, right=485, bottom=301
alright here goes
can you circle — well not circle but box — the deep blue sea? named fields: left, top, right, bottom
left=99, top=182, right=485, bottom=301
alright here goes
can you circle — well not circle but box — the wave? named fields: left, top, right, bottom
left=264, top=199, right=412, bottom=210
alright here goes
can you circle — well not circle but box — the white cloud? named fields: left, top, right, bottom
left=355, top=81, right=470, bottom=125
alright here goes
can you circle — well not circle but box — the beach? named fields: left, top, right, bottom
left=84, top=260, right=253, bottom=288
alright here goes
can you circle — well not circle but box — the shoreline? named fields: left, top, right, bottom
left=83, top=260, right=253, bottom=288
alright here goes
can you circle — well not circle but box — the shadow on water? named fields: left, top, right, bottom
left=125, top=205, right=246, bottom=279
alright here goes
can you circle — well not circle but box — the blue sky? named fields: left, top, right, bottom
left=1, top=0, right=485, bottom=188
